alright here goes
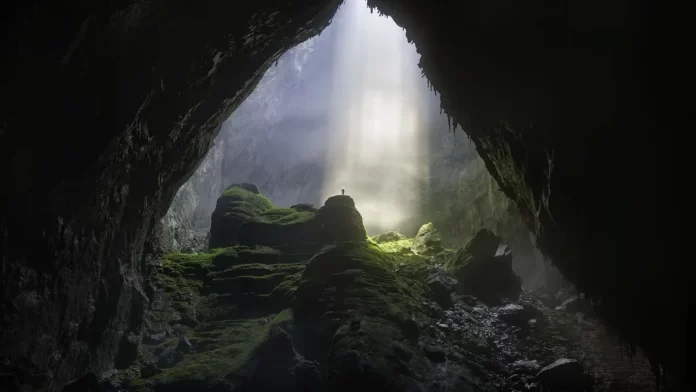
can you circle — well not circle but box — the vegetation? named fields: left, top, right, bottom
left=259, top=207, right=315, bottom=225
left=138, top=195, right=469, bottom=390
left=209, top=185, right=275, bottom=248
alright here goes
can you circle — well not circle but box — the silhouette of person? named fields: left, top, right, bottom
left=341, top=188, right=345, bottom=195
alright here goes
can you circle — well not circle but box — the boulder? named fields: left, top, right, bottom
left=373, top=231, right=407, bottom=243
left=412, top=222, right=442, bottom=254
left=209, top=184, right=274, bottom=248
left=143, top=331, right=167, bottom=345
left=536, top=358, right=592, bottom=391
left=445, top=229, right=522, bottom=304
left=250, top=327, right=323, bottom=390
left=422, top=344, right=447, bottom=363
left=498, top=304, right=544, bottom=327
left=425, top=268, right=458, bottom=308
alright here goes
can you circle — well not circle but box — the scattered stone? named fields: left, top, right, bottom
left=423, top=345, right=447, bottom=363
left=143, top=331, right=167, bottom=345
left=536, top=358, right=592, bottom=391
left=498, top=304, right=544, bottom=327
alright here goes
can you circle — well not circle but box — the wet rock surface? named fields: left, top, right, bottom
left=446, top=229, right=522, bottom=304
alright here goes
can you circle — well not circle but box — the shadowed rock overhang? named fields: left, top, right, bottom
left=0, top=0, right=692, bottom=389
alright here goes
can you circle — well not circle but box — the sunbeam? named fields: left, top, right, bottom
left=321, top=0, right=432, bottom=235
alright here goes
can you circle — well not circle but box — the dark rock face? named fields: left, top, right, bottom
left=445, top=229, right=521, bottom=304
left=366, top=0, right=693, bottom=381
left=0, top=1, right=341, bottom=390
left=1, top=0, right=692, bottom=388
left=209, top=184, right=274, bottom=248
left=425, top=267, right=458, bottom=309
left=536, top=358, right=592, bottom=392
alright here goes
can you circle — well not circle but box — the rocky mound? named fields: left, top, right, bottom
left=372, top=231, right=407, bottom=243
left=445, top=229, right=522, bottom=304
left=120, top=210, right=654, bottom=391
left=238, top=195, right=367, bottom=247
left=208, top=184, right=274, bottom=248
left=412, top=222, right=443, bottom=255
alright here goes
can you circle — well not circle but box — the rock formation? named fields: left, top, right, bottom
left=208, top=183, right=274, bottom=248
left=1, top=0, right=692, bottom=388
left=114, top=197, right=654, bottom=391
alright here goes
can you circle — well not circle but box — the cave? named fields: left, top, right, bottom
left=0, top=0, right=692, bottom=391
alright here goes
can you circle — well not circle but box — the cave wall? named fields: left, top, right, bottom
left=159, top=133, right=225, bottom=252
left=368, top=0, right=693, bottom=382
left=1, top=0, right=692, bottom=388
left=0, top=0, right=341, bottom=389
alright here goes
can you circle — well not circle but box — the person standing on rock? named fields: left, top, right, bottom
left=341, top=188, right=345, bottom=195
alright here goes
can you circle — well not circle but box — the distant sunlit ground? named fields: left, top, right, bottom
left=321, top=0, right=431, bottom=235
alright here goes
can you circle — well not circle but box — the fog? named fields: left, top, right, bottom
left=319, top=0, right=433, bottom=233
left=161, top=0, right=555, bottom=289
left=213, top=0, right=441, bottom=234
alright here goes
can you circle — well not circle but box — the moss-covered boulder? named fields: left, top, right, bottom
left=133, top=244, right=310, bottom=391
left=238, top=195, right=367, bottom=247
left=209, top=183, right=274, bottom=248
left=412, top=222, right=442, bottom=255
left=292, top=242, right=429, bottom=390
left=445, top=229, right=521, bottom=304
left=372, top=231, right=407, bottom=243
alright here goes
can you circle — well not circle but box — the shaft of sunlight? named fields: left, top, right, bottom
left=321, top=0, right=431, bottom=235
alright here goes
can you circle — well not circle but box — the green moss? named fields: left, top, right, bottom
left=239, top=197, right=367, bottom=247
left=154, top=310, right=294, bottom=384
left=295, top=242, right=426, bottom=339
left=221, top=186, right=274, bottom=210
left=377, top=238, right=415, bottom=254
left=210, top=185, right=275, bottom=248
left=150, top=250, right=228, bottom=328
left=258, top=207, right=315, bottom=225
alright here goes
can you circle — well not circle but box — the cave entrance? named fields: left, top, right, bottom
left=163, top=0, right=551, bottom=290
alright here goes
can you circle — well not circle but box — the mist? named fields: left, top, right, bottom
left=162, top=0, right=553, bottom=290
